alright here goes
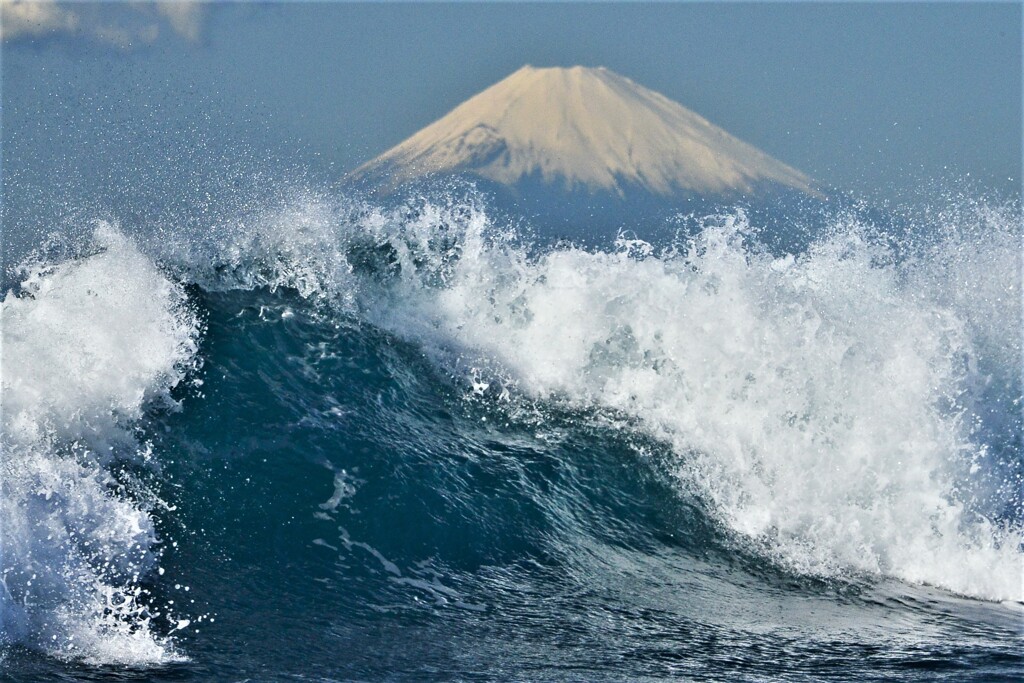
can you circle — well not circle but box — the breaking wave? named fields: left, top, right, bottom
left=1, top=224, right=199, bottom=664
left=2, top=189, right=1021, bottom=668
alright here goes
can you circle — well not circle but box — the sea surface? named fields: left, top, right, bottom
left=1, top=188, right=1022, bottom=681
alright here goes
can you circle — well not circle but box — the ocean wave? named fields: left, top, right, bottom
left=2, top=190, right=1020, bottom=669
left=160, top=190, right=1022, bottom=601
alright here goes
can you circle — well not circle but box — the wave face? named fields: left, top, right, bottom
left=1, top=190, right=1022, bottom=679
left=354, top=202, right=1023, bottom=601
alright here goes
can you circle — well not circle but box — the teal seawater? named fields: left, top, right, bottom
left=1, top=192, right=1022, bottom=681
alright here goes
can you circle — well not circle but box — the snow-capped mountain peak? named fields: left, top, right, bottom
left=351, top=65, right=816, bottom=197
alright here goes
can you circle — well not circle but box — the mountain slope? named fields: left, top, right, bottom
left=350, top=65, right=816, bottom=198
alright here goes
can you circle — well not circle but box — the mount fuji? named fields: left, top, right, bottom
left=351, top=65, right=817, bottom=197
left=348, top=66, right=828, bottom=241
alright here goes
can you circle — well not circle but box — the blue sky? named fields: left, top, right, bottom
left=3, top=2, right=1021, bottom=203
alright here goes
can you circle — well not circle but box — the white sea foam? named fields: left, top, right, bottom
left=1, top=222, right=199, bottom=664
left=322, top=197, right=1022, bottom=602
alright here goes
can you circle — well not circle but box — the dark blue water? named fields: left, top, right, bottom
left=1, top=191, right=1022, bottom=681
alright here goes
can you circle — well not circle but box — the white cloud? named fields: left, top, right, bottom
left=0, top=0, right=205, bottom=46
left=153, top=2, right=203, bottom=42
left=0, top=0, right=78, bottom=40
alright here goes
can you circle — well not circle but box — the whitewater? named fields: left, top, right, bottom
left=1, top=188, right=1021, bottom=678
